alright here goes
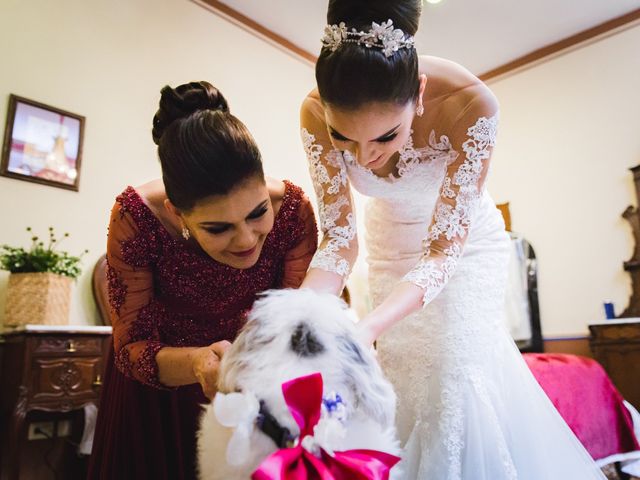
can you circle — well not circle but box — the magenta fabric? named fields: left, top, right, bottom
left=523, top=353, right=640, bottom=460
left=252, top=373, right=400, bottom=480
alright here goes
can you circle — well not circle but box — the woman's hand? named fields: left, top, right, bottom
left=355, top=320, right=377, bottom=348
left=300, top=268, right=345, bottom=295
left=192, top=340, right=231, bottom=400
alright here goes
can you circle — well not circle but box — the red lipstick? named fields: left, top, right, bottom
left=229, top=246, right=257, bottom=258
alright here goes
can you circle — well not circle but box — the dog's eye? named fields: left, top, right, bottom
left=290, top=323, right=325, bottom=357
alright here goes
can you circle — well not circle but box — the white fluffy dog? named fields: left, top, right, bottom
left=197, top=288, right=400, bottom=480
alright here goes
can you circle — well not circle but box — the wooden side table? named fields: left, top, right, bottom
left=589, top=319, right=640, bottom=410
left=0, top=325, right=112, bottom=480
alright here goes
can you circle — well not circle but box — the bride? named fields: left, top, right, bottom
left=299, top=0, right=607, bottom=478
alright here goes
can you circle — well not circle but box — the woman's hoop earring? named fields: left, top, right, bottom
left=416, top=104, right=424, bottom=117
left=182, top=226, right=191, bottom=240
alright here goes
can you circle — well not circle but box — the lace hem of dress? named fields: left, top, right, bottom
left=402, top=115, right=498, bottom=305
left=302, top=128, right=355, bottom=278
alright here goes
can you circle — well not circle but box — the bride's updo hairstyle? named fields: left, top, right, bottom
left=152, top=81, right=264, bottom=211
left=316, top=0, right=422, bottom=110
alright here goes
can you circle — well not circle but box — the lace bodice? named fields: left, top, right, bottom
left=301, top=97, right=499, bottom=306
left=342, top=131, right=457, bottom=203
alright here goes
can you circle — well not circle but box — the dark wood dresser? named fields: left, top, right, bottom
left=589, top=319, right=640, bottom=410
left=0, top=325, right=111, bottom=480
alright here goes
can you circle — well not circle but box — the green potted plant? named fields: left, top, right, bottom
left=0, top=227, right=87, bottom=327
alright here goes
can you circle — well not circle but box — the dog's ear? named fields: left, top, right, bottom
left=339, top=335, right=366, bottom=365
left=290, top=323, right=325, bottom=357
left=338, top=336, right=397, bottom=428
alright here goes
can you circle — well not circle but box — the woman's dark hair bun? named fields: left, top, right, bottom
left=317, top=0, right=422, bottom=110
left=151, top=81, right=264, bottom=211
left=327, top=0, right=421, bottom=36
left=152, top=81, right=228, bottom=145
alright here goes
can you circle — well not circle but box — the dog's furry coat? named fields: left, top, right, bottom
left=197, top=289, right=400, bottom=479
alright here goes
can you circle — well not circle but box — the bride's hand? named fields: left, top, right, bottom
left=355, top=321, right=377, bottom=348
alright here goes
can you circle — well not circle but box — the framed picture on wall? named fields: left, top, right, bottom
left=1, top=94, right=85, bottom=191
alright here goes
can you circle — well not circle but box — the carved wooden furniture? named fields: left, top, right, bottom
left=589, top=319, right=640, bottom=410
left=0, top=325, right=111, bottom=480
left=621, top=164, right=640, bottom=317
left=496, top=202, right=512, bottom=232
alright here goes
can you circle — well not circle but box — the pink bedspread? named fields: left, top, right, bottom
left=524, top=353, right=640, bottom=460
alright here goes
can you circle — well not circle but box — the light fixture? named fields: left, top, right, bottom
left=426, top=0, right=443, bottom=4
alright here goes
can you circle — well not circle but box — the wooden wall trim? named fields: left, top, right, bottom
left=193, top=2, right=640, bottom=81
left=479, top=8, right=640, bottom=81
left=193, top=0, right=317, bottom=64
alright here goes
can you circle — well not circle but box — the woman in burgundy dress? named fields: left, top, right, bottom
left=87, top=81, right=317, bottom=479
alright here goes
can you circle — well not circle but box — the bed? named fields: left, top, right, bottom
left=501, top=223, right=640, bottom=476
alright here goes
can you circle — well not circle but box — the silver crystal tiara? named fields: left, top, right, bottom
left=321, top=19, right=415, bottom=58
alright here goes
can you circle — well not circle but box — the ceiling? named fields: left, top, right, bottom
left=213, top=0, right=640, bottom=76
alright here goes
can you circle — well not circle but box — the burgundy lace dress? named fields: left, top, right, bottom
left=87, top=180, right=317, bottom=480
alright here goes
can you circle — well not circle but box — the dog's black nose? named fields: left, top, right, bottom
left=290, top=323, right=325, bottom=357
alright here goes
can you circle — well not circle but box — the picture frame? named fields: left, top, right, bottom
left=1, top=94, right=85, bottom=191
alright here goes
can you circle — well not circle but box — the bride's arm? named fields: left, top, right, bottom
left=358, top=91, right=500, bottom=344
left=299, top=96, right=358, bottom=295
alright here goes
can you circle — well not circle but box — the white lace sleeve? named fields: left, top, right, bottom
left=300, top=103, right=357, bottom=279
left=402, top=100, right=499, bottom=306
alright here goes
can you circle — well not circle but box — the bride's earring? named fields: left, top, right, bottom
left=181, top=225, right=191, bottom=240
left=416, top=103, right=424, bottom=117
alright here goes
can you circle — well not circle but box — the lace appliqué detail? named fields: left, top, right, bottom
left=106, top=262, right=127, bottom=315
left=403, top=242, right=462, bottom=304
left=397, top=130, right=458, bottom=178
left=114, top=347, right=133, bottom=379
left=302, top=128, right=355, bottom=277
left=136, top=341, right=166, bottom=389
left=115, top=340, right=166, bottom=389
left=342, top=129, right=458, bottom=188
left=402, top=115, right=498, bottom=304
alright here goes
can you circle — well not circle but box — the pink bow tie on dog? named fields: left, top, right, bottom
left=252, top=372, right=400, bottom=480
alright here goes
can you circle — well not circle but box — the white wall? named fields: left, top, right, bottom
left=1, top=0, right=637, bottom=337
left=487, top=24, right=640, bottom=336
left=0, top=0, right=316, bottom=326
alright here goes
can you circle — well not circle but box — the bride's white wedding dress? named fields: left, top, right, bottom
left=301, top=100, right=606, bottom=479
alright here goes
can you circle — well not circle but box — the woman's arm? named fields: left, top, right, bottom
left=357, top=282, right=424, bottom=345
left=281, top=191, right=319, bottom=289
left=299, top=96, right=358, bottom=295
left=301, top=268, right=346, bottom=294
left=107, top=194, right=228, bottom=396
left=156, top=341, right=230, bottom=399
left=358, top=90, right=500, bottom=343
